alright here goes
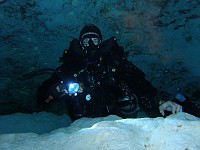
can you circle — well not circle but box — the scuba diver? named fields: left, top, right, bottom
left=37, top=24, right=199, bottom=121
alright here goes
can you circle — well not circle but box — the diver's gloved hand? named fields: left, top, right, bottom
left=44, top=82, right=83, bottom=103
left=159, top=100, right=183, bottom=116
left=56, top=82, right=83, bottom=96
left=44, top=83, right=65, bottom=103
left=55, top=82, right=68, bottom=94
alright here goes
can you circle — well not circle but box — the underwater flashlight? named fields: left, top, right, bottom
left=68, top=83, right=80, bottom=95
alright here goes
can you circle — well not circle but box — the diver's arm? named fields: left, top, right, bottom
left=173, top=94, right=200, bottom=117
left=118, top=59, right=183, bottom=117
left=37, top=71, right=62, bottom=104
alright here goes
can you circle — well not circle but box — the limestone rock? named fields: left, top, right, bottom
left=0, top=112, right=199, bottom=150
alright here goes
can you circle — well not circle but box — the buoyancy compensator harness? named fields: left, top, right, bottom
left=58, top=37, right=124, bottom=118
left=65, top=53, right=119, bottom=118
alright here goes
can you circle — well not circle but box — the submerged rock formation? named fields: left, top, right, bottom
left=0, top=112, right=199, bottom=150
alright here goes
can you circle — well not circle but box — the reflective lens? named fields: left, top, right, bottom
left=82, top=37, right=100, bottom=46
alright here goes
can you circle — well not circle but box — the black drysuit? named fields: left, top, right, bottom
left=37, top=37, right=200, bottom=120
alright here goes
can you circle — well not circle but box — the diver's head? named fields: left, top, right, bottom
left=79, top=24, right=102, bottom=63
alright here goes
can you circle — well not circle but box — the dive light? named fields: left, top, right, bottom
left=68, top=83, right=80, bottom=95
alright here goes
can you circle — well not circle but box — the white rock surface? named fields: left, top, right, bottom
left=0, top=112, right=199, bottom=150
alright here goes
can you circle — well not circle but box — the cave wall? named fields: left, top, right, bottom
left=0, top=0, right=200, bottom=114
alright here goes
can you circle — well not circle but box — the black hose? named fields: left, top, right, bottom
left=20, top=68, right=55, bottom=80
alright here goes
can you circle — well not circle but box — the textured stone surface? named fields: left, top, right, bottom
left=0, top=112, right=199, bottom=150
